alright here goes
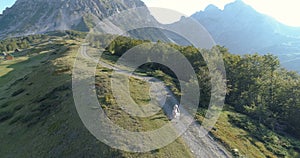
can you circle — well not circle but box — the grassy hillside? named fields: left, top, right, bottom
left=135, top=67, right=300, bottom=158
left=1, top=31, right=300, bottom=158
left=0, top=35, right=119, bottom=157
left=103, top=36, right=300, bottom=158
left=0, top=34, right=192, bottom=157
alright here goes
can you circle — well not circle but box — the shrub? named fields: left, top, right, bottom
left=0, top=111, right=13, bottom=122
left=11, top=88, right=25, bottom=97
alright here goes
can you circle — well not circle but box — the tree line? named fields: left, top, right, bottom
left=104, top=36, right=300, bottom=139
left=0, top=34, right=44, bottom=52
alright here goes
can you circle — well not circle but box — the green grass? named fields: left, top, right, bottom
left=206, top=110, right=276, bottom=158
left=103, top=50, right=300, bottom=158
left=95, top=66, right=193, bottom=158
left=0, top=57, right=29, bottom=77
left=193, top=107, right=300, bottom=158
left=3, top=33, right=299, bottom=158
left=129, top=77, right=151, bottom=105
left=0, top=36, right=122, bottom=157
left=0, top=35, right=193, bottom=157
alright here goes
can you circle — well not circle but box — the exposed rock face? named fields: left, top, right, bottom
left=0, top=0, right=148, bottom=38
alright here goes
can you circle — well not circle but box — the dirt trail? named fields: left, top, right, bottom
left=80, top=45, right=231, bottom=158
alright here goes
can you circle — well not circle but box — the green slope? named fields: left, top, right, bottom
left=0, top=33, right=192, bottom=158
left=1, top=31, right=300, bottom=158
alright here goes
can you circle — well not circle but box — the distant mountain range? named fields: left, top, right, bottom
left=187, top=0, right=300, bottom=71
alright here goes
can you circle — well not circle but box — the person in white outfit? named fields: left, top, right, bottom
left=172, top=104, right=180, bottom=119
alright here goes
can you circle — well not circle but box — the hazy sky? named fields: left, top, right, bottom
left=0, top=0, right=16, bottom=14
left=142, top=0, right=300, bottom=26
left=1, top=0, right=300, bottom=26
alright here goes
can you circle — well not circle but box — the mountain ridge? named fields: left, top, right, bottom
left=0, top=0, right=149, bottom=38
left=184, top=0, right=300, bottom=71
left=191, top=0, right=300, bottom=53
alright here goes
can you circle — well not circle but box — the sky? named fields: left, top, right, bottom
left=0, top=0, right=16, bottom=14
left=142, top=0, right=300, bottom=26
left=1, top=0, right=300, bottom=26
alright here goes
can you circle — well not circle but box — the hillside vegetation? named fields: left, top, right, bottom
left=1, top=31, right=300, bottom=157
left=0, top=32, right=192, bottom=157
left=104, top=35, right=300, bottom=157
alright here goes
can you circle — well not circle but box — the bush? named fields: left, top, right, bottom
left=105, top=94, right=113, bottom=105
left=9, top=115, right=23, bottom=125
left=0, top=111, right=13, bottom=122
left=11, top=88, right=25, bottom=97
left=13, top=104, right=24, bottom=112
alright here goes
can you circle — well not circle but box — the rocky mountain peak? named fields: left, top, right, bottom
left=0, top=0, right=148, bottom=38
left=204, top=4, right=220, bottom=12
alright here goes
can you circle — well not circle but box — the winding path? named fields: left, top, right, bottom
left=80, top=45, right=231, bottom=158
